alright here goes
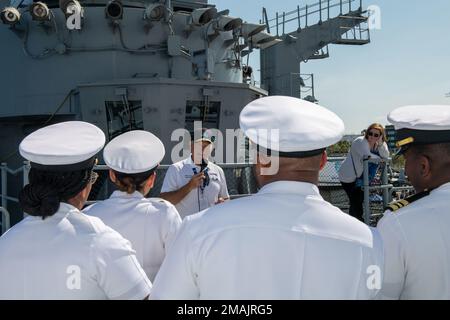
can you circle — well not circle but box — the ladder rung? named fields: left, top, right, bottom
left=338, top=15, right=368, bottom=20
left=333, top=38, right=370, bottom=45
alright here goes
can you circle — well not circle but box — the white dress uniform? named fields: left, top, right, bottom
left=84, top=130, right=182, bottom=282
left=0, top=203, right=151, bottom=300
left=151, top=96, right=384, bottom=300
left=378, top=105, right=450, bottom=300
left=161, top=156, right=229, bottom=219
left=0, top=121, right=152, bottom=299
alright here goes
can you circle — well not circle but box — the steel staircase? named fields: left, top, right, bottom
left=260, top=0, right=370, bottom=99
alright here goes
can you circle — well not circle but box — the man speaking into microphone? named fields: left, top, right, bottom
left=160, top=128, right=229, bottom=219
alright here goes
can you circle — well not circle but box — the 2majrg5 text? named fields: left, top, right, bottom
left=221, top=305, right=272, bottom=316
left=177, top=304, right=273, bottom=317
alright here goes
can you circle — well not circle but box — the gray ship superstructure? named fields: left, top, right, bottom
left=0, top=0, right=370, bottom=225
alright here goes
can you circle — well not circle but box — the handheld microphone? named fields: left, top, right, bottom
left=192, top=160, right=210, bottom=191
left=200, top=159, right=210, bottom=189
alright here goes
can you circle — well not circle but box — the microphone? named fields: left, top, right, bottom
left=200, top=159, right=210, bottom=189
left=192, top=160, right=210, bottom=191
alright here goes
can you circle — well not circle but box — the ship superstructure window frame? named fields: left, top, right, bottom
left=185, top=100, right=221, bottom=134
left=105, top=100, right=143, bottom=140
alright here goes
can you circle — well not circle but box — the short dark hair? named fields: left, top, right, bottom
left=412, top=143, right=450, bottom=158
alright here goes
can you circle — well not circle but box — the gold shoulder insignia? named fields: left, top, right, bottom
left=386, top=199, right=410, bottom=212
left=385, top=189, right=432, bottom=213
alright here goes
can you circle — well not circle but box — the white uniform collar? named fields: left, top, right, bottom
left=257, top=181, right=322, bottom=198
left=430, top=182, right=450, bottom=195
left=110, top=190, right=145, bottom=200
left=43, top=202, right=80, bottom=219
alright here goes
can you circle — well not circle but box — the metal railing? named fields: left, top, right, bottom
left=263, top=0, right=362, bottom=35
left=0, top=157, right=414, bottom=230
left=1, top=162, right=30, bottom=208
left=361, top=158, right=414, bottom=225
left=0, top=207, right=10, bottom=235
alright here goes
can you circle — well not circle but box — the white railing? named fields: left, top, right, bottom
left=0, top=206, right=10, bottom=235
left=361, top=157, right=414, bottom=225
left=0, top=157, right=413, bottom=228
left=264, top=0, right=362, bottom=35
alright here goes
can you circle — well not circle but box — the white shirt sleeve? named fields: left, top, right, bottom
left=218, top=167, right=230, bottom=199
left=354, top=138, right=380, bottom=160
left=377, top=142, right=390, bottom=159
left=160, top=165, right=180, bottom=193
left=377, top=213, right=407, bottom=300
left=150, top=219, right=199, bottom=300
left=162, top=204, right=183, bottom=253
left=91, top=228, right=152, bottom=300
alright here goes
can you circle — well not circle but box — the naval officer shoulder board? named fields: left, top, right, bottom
left=385, top=189, right=432, bottom=212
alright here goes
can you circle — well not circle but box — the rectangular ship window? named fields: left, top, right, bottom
left=185, top=100, right=221, bottom=134
left=105, top=100, right=143, bottom=140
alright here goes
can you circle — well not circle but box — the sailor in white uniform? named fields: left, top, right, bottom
left=378, top=105, right=450, bottom=300
left=160, top=128, right=229, bottom=219
left=84, top=130, right=182, bottom=282
left=150, top=96, right=384, bottom=300
left=0, top=122, right=152, bottom=300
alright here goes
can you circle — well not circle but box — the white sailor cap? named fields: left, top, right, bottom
left=104, top=130, right=165, bottom=174
left=19, top=121, right=105, bottom=171
left=388, top=105, right=450, bottom=153
left=239, top=96, right=345, bottom=158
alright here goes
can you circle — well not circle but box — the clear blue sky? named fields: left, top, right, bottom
left=213, top=0, right=450, bottom=134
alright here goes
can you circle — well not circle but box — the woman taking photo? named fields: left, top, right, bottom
left=339, top=123, right=390, bottom=222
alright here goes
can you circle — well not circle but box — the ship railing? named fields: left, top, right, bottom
left=0, top=157, right=412, bottom=230
left=0, top=207, right=10, bottom=235
left=263, top=0, right=362, bottom=36
left=361, top=157, right=415, bottom=225
left=1, top=162, right=30, bottom=235
left=339, top=23, right=370, bottom=42
left=0, top=162, right=30, bottom=207
left=90, top=158, right=349, bottom=199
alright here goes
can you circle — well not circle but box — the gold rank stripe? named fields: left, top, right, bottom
left=388, top=199, right=410, bottom=212
left=396, top=137, right=415, bottom=148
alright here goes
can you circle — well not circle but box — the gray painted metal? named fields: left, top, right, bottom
left=0, top=0, right=372, bottom=224
left=260, top=0, right=370, bottom=98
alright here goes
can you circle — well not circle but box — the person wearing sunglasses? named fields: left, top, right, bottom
left=0, top=122, right=152, bottom=299
left=339, top=123, right=390, bottom=222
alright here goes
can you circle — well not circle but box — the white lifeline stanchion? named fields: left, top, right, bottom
left=381, top=160, right=391, bottom=209
left=23, top=161, right=30, bottom=187
left=362, top=157, right=371, bottom=225
left=22, top=161, right=31, bottom=218
left=0, top=206, right=11, bottom=235
left=1, top=163, right=8, bottom=212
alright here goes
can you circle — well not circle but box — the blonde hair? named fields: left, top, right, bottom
left=364, top=123, right=387, bottom=142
